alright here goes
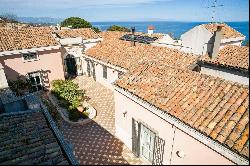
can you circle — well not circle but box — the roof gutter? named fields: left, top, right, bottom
left=83, top=54, right=128, bottom=73
left=197, top=60, right=249, bottom=77
left=114, top=84, right=249, bottom=165
left=0, top=45, right=61, bottom=56
left=39, top=98, right=79, bottom=165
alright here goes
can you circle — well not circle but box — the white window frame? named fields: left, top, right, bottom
left=27, top=71, right=43, bottom=92
left=22, top=52, right=39, bottom=62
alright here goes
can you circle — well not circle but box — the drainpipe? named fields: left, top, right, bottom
left=170, top=126, right=176, bottom=165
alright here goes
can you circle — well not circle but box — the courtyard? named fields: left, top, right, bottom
left=60, top=76, right=143, bottom=165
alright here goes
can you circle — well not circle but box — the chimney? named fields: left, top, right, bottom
left=131, top=27, right=136, bottom=46
left=211, top=24, right=223, bottom=60
left=148, top=25, right=154, bottom=35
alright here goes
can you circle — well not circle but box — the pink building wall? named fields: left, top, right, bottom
left=114, top=90, right=234, bottom=165
left=0, top=48, right=65, bottom=89
left=81, top=59, right=120, bottom=90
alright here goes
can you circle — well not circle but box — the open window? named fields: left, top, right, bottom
left=27, top=71, right=43, bottom=92
left=22, top=52, right=38, bottom=62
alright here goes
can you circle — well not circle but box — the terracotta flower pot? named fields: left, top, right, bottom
left=77, top=106, right=84, bottom=112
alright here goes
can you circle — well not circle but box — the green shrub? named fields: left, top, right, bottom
left=52, top=79, right=85, bottom=110
left=58, top=99, right=69, bottom=108
left=92, top=27, right=101, bottom=33
left=107, top=25, right=130, bottom=32
left=8, top=76, right=30, bottom=96
left=81, top=111, right=89, bottom=119
left=41, top=96, right=61, bottom=127
left=68, top=108, right=81, bottom=122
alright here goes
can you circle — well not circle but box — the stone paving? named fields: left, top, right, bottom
left=61, top=76, right=144, bottom=165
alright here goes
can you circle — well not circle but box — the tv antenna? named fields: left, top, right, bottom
left=207, top=0, right=224, bottom=23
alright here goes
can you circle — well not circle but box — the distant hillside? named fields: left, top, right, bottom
left=17, top=17, right=63, bottom=24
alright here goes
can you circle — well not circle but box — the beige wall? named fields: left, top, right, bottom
left=200, top=66, right=249, bottom=86
left=171, top=128, right=234, bottom=165
left=0, top=48, right=65, bottom=89
left=82, top=58, right=120, bottom=90
left=114, top=90, right=235, bottom=165
left=115, top=90, right=175, bottom=165
left=0, top=63, right=8, bottom=89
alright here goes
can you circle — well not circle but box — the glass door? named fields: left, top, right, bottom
left=140, top=125, right=156, bottom=163
left=28, top=72, right=43, bottom=92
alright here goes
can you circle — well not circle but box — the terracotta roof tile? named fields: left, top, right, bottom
left=200, top=45, right=249, bottom=70
left=85, top=31, right=248, bottom=159
left=0, top=27, right=58, bottom=52
left=56, top=28, right=99, bottom=39
left=202, top=23, right=245, bottom=39
left=0, top=111, right=69, bottom=165
left=115, top=62, right=249, bottom=158
left=233, top=125, right=249, bottom=152
left=86, top=31, right=197, bottom=70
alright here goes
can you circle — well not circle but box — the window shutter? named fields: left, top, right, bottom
left=87, top=61, right=91, bottom=77
left=152, top=136, right=165, bottom=165
left=132, top=118, right=141, bottom=157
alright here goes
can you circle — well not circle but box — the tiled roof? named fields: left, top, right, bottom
left=56, top=28, right=100, bottom=39
left=99, top=31, right=164, bottom=41
left=86, top=31, right=197, bottom=70
left=200, top=45, right=249, bottom=71
left=0, top=27, right=59, bottom=52
left=202, top=23, right=245, bottom=39
left=0, top=111, right=69, bottom=165
left=116, top=62, right=249, bottom=158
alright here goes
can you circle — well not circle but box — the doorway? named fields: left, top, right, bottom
left=132, top=119, right=165, bottom=165
left=65, top=54, right=77, bottom=76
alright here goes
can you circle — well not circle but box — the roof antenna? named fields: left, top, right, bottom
left=207, top=0, right=224, bottom=23
left=131, top=27, right=136, bottom=46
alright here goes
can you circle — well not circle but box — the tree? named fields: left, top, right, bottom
left=0, top=13, right=18, bottom=23
left=107, top=25, right=130, bottom=32
left=92, top=27, right=101, bottom=33
left=61, top=17, right=92, bottom=29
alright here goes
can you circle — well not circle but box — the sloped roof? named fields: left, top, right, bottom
left=202, top=23, right=245, bottom=39
left=0, top=111, right=70, bottom=165
left=56, top=28, right=100, bottom=39
left=200, top=45, right=249, bottom=71
left=116, top=62, right=249, bottom=159
left=86, top=31, right=197, bottom=70
left=99, top=31, right=164, bottom=41
left=0, top=27, right=58, bottom=52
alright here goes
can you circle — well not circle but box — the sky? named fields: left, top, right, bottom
left=0, top=0, right=249, bottom=22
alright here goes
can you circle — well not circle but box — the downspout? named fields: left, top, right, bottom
left=169, top=126, right=177, bottom=165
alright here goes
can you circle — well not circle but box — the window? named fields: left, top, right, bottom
left=28, top=72, right=43, bottom=92
left=140, top=125, right=156, bottom=163
left=22, top=53, right=38, bottom=61
left=118, top=72, right=124, bottom=79
left=103, top=65, right=107, bottom=79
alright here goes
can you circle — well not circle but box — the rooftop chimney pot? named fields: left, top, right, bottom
left=148, top=25, right=154, bottom=36
left=131, top=27, right=136, bottom=46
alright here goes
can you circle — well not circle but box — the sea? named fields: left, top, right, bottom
left=92, top=21, right=249, bottom=44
